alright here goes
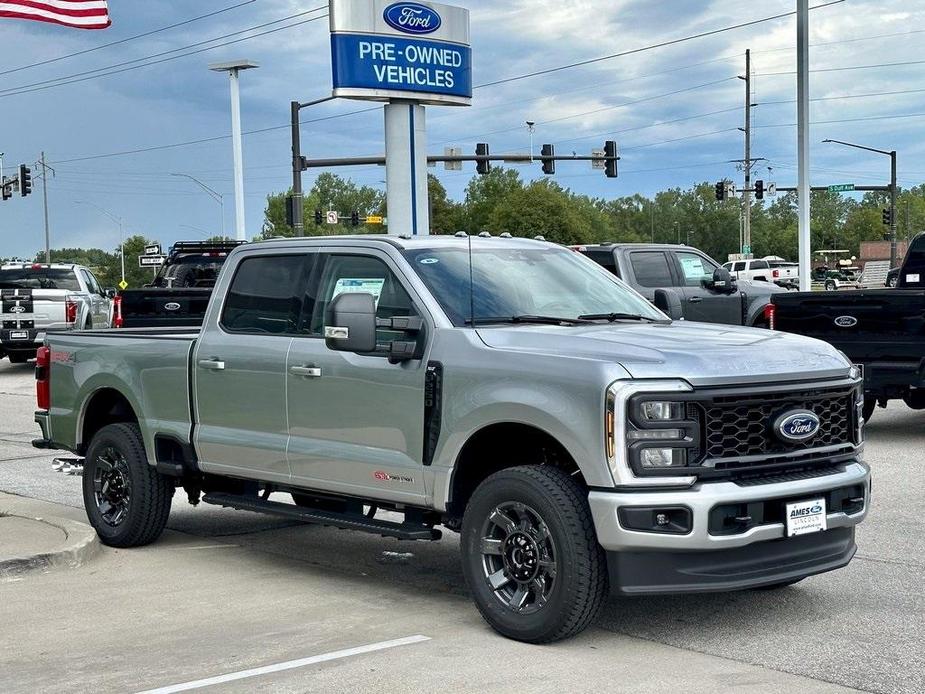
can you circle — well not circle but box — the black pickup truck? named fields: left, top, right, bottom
left=771, top=232, right=925, bottom=419
left=114, top=240, right=244, bottom=328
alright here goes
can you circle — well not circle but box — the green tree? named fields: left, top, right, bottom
left=427, top=174, right=464, bottom=234
left=461, top=167, right=523, bottom=233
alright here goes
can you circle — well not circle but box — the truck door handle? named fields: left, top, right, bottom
left=290, top=365, right=322, bottom=378
left=198, top=359, right=225, bottom=371
left=688, top=297, right=703, bottom=303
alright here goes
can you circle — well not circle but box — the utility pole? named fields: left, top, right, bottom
left=290, top=96, right=335, bottom=237
left=797, top=0, right=812, bottom=291
left=889, top=149, right=897, bottom=267
left=39, top=152, right=53, bottom=264
left=741, top=49, right=752, bottom=258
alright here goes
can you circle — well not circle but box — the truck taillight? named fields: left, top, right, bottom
left=112, top=295, right=123, bottom=328
left=772, top=269, right=780, bottom=279
left=763, top=303, right=776, bottom=330
left=65, top=298, right=78, bottom=324
left=36, top=346, right=50, bottom=410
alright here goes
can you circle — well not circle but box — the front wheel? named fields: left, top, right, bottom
left=82, top=423, right=174, bottom=547
left=460, top=466, right=608, bottom=643
left=824, top=280, right=837, bottom=291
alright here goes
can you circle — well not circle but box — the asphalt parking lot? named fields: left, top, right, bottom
left=0, top=358, right=922, bottom=694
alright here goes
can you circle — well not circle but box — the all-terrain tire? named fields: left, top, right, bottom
left=82, top=423, right=173, bottom=548
left=460, top=465, right=608, bottom=643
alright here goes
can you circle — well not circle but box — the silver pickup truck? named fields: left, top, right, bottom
left=33, top=235, right=870, bottom=643
left=1, top=263, right=113, bottom=362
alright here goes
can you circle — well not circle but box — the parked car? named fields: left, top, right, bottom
left=0, top=263, right=112, bottom=362
left=35, top=235, right=869, bottom=643
left=113, top=240, right=244, bottom=328
left=771, top=231, right=925, bottom=419
left=575, top=243, right=785, bottom=326
left=722, top=258, right=799, bottom=289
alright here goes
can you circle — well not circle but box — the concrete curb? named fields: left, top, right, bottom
left=0, top=502, right=100, bottom=580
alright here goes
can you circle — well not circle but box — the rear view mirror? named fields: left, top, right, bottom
left=324, top=292, right=377, bottom=353
left=654, top=289, right=683, bottom=320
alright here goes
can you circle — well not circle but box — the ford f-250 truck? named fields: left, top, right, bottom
left=33, top=235, right=870, bottom=643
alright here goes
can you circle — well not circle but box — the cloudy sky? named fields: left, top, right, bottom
left=0, top=0, right=923, bottom=258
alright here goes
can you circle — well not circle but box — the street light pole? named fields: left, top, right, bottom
left=822, top=138, right=898, bottom=267
left=170, top=173, right=225, bottom=238
left=209, top=60, right=258, bottom=242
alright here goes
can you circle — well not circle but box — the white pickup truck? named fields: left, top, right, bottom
left=723, top=258, right=799, bottom=289
left=0, top=263, right=113, bottom=363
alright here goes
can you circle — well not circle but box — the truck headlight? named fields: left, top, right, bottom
left=638, top=401, right=684, bottom=421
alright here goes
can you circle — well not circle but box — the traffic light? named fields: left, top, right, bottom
left=603, top=140, right=618, bottom=178
left=715, top=181, right=725, bottom=201
left=476, top=143, right=491, bottom=175
left=285, top=195, right=295, bottom=226
left=19, top=165, right=32, bottom=197
left=351, top=210, right=360, bottom=227
left=540, top=144, right=555, bottom=175
left=754, top=179, right=764, bottom=200
left=314, top=209, right=323, bottom=225
left=882, top=208, right=893, bottom=226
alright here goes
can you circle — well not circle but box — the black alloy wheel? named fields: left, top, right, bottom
left=92, top=446, right=133, bottom=527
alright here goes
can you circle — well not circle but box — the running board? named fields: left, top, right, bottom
left=201, top=492, right=442, bottom=541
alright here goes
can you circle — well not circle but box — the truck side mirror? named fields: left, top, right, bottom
left=654, top=288, right=684, bottom=320
left=105, top=288, right=117, bottom=299
left=711, top=267, right=736, bottom=293
left=324, top=292, right=377, bottom=353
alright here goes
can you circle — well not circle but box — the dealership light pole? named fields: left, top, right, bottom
left=209, top=60, right=258, bottom=242
left=75, top=200, right=124, bottom=283
left=171, top=173, right=225, bottom=239
left=823, top=139, right=898, bottom=267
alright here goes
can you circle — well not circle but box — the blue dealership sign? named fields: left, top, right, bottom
left=331, top=33, right=471, bottom=102
left=329, top=0, right=471, bottom=106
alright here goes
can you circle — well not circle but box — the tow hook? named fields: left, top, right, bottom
left=52, top=457, right=84, bottom=476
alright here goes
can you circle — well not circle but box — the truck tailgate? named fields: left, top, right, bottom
left=2, top=288, right=70, bottom=329
left=119, top=288, right=213, bottom=328
left=772, top=290, right=925, bottom=361
left=44, top=329, right=199, bottom=455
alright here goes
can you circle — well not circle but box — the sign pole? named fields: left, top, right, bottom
left=385, top=101, right=430, bottom=236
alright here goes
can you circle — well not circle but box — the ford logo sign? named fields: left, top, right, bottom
left=834, top=315, right=858, bottom=328
left=164, top=302, right=181, bottom=311
left=10, top=305, right=25, bottom=313
left=774, top=410, right=821, bottom=442
left=383, top=2, right=441, bottom=34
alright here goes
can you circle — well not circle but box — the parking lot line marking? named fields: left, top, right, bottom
left=135, top=634, right=431, bottom=694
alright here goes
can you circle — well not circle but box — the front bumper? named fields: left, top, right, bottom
left=589, top=460, right=869, bottom=552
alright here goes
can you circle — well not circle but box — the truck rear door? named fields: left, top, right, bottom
left=284, top=248, right=428, bottom=502
left=193, top=251, right=310, bottom=483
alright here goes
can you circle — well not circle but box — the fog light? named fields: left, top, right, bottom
left=640, top=447, right=686, bottom=468
left=640, top=401, right=684, bottom=421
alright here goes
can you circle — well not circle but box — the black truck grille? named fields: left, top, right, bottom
left=698, top=383, right=858, bottom=466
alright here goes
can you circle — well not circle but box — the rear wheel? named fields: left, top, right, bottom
left=903, top=388, right=925, bottom=410
left=824, top=280, right=837, bottom=291
left=82, top=423, right=173, bottom=547
left=460, top=465, right=607, bottom=643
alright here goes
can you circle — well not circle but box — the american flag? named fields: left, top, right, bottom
left=0, top=1, right=111, bottom=30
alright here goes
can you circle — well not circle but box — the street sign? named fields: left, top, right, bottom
left=827, top=183, right=855, bottom=192
left=742, top=244, right=752, bottom=254
left=144, top=244, right=161, bottom=255
left=138, top=255, right=166, bottom=268
left=326, top=210, right=339, bottom=225
left=118, top=279, right=128, bottom=290
left=366, top=215, right=384, bottom=224
left=329, top=0, right=472, bottom=106
left=444, top=147, right=462, bottom=171
left=591, top=148, right=605, bottom=169
left=768, top=182, right=777, bottom=196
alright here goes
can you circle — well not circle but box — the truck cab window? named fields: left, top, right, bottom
left=676, top=252, right=716, bottom=287
left=308, top=254, right=417, bottom=344
left=630, top=252, right=674, bottom=287
left=221, top=255, right=306, bottom=335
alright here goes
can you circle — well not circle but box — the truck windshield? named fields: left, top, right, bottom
left=152, top=255, right=227, bottom=288
left=404, top=245, right=665, bottom=327
left=0, top=268, right=80, bottom=290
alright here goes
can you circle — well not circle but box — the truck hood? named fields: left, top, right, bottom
left=476, top=321, right=850, bottom=385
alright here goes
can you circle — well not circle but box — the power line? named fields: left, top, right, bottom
left=754, top=111, right=925, bottom=128
left=0, top=1, right=258, bottom=78
left=472, top=0, right=844, bottom=89
left=0, top=7, right=328, bottom=99
left=758, top=59, right=925, bottom=77
left=759, top=87, right=925, bottom=106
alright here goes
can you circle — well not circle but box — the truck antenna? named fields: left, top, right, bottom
left=468, top=233, right=475, bottom=326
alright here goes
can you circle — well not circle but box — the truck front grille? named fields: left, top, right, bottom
left=696, top=382, right=860, bottom=471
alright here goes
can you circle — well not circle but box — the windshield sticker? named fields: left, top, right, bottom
left=419, top=257, right=439, bottom=264
left=906, top=273, right=920, bottom=283
left=679, top=256, right=704, bottom=278
left=332, top=278, right=386, bottom=305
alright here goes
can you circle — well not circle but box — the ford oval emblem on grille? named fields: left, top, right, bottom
left=383, top=2, right=441, bottom=34
left=164, top=302, right=181, bottom=311
left=10, top=305, right=25, bottom=313
left=834, top=315, right=858, bottom=328
left=774, top=410, right=821, bottom=442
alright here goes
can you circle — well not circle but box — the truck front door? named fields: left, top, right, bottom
left=285, top=249, right=428, bottom=504
left=193, top=251, right=309, bottom=483
left=673, top=250, right=742, bottom=325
